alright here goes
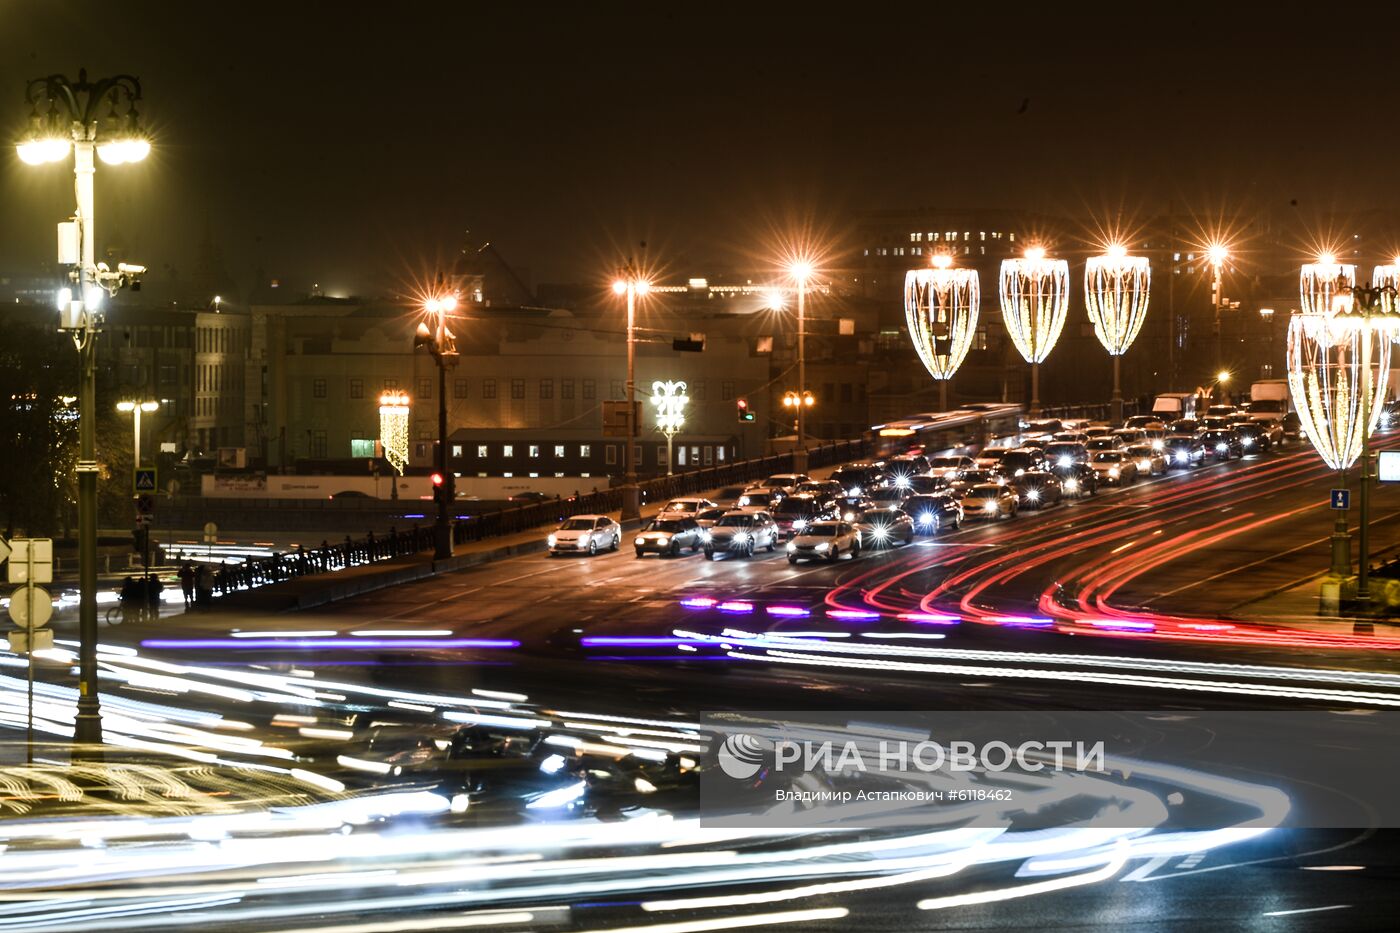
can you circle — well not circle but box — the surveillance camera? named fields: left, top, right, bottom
left=117, top=262, right=147, bottom=276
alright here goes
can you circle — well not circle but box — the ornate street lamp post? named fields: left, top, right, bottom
left=651, top=380, right=688, bottom=476
left=612, top=263, right=650, bottom=523
left=1084, top=245, right=1150, bottom=425
left=16, top=69, right=151, bottom=752
left=998, top=246, right=1069, bottom=416
left=414, top=293, right=459, bottom=559
left=905, top=252, right=980, bottom=412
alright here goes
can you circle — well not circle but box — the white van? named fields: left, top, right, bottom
left=1152, top=392, right=1198, bottom=421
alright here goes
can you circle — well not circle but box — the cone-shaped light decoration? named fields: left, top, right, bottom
left=1373, top=261, right=1400, bottom=326
left=1287, top=311, right=1395, bottom=470
left=1084, top=245, right=1151, bottom=356
left=378, top=391, right=412, bottom=475
left=999, top=247, right=1069, bottom=365
left=1299, top=254, right=1355, bottom=316
left=905, top=253, right=980, bottom=382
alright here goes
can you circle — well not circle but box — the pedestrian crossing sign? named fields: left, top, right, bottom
left=134, top=467, right=157, bottom=493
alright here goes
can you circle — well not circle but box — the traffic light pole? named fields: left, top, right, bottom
left=434, top=357, right=452, bottom=559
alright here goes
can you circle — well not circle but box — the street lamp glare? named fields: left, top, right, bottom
left=611, top=279, right=628, bottom=295
left=115, top=400, right=135, bottom=412
left=789, top=259, right=814, bottom=282
left=140, top=400, right=159, bottom=412
left=1023, top=246, right=1046, bottom=261
left=1105, top=243, right=1127, bottom=260
left=440, top=295, right=457, bottom=312
left=1207, top=244, right=1229, bottom=265
left=635, top=280, right=651, bottom=296
left=1217, top=370, right=1231, bottom=383
left=1317, top=251, right=1336, bottom=266
left=930, top=252, right=953, bottom=270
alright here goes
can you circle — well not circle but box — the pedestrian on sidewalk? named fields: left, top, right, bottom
left=179, top=562, right=195, bottom=609
left=195, top=564, right=214, bottom=610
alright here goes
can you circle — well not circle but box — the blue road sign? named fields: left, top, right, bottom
left=1331, top=488, right=1351, bottom=510
left=133, top=467, right=157, bottom=494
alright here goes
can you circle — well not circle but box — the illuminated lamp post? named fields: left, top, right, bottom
left=414, top=292, right=458, bottom=559
left=788, top=259, right=815, bottom=473
left=1207, top=243, right=1230, bottom=377
left=1288, top=275, right=1399, bottom=605
left=1084, top=244, right=1150, bottom=425
left=998, top=246, right=1069, bottom=416
left=378, top=391, right=411, bottom=501
left=17, top=69, right=151, bottom=752
left=612, top=263, right=651, bottom=522
left=651, top=380, right=688, bottom=476
left=782, top=389, right=815, bottom=439
left=1258, top=307, right=1275, bottom=378
left=905, top=252, right=980, bottom=412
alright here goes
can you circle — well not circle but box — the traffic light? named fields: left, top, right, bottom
left=431, top=471, right=450, bottom=506
left=737, top=398, right=755, bottom=423
left=130, top=526, right=148, bottom=554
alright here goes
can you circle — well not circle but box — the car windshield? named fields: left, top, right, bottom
left=716, top=515, right=754, bottom=527
left=1167, top=435, right=1195, bottom=446
left=902, top=496, right=940, bottom=509
left=698, top=509, right=725, bottom=520
left=646, top=520, right=685, bottom=532
left=1127, top=446, right=1155, bottom=457
left=907, top=476, right=948, bottom=492
left=1086, top=439, right=1119, bottom=450
left=1093, top=452, right=1123, bottom=463
left=1248, top=399, right=1286, bottom=413
left=663, top=501, right=698, bottom=512
left=774, top=499, right=818, bottom=515
left=1045, top=444, right=1081, bottom=459
left=980, top=449, right=1010, bottom=461
left=1001, top=452, right=1038, bottom=468
left=801, top=524, right=842, bottom=536
left=559, top=519, right=595, bottom=530
left=966, top=486, right=1002, bottom=498
left=740, top=492, right=770, bottom=503
left=959, top=470, right=993, bottom=484
left=929, top=457, right=963, bottom=468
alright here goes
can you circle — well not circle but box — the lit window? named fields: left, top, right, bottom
left=529, top=445, right=540, bottom=458
left=553, top=444, right=565, bottom=457
left=476, top=445, right=488, bottom=458
left=1009, top=233, right=1016, bottom=242
left=529, top=472, right=539, bottom=478
left=980, top=231, right=986, bottom=240
left=716, top=446, right=725, bottom=462
left=451, top=445, right=462, bottom=457
left=503, top=445, right=514, bottom=457
left=580, top=444, right=591, bottom=457
left=503, top=472, right=513, bottom=477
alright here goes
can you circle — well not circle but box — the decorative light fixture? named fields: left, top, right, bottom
left=999, top=247, right=1069, bottom=415
left=1299, top=255, right=1356, bottom=316
left=377, top=391, right=411, bottom=476
left=650, top=379, right=688, bottom=476
left=1084, top=244, right=1151, bottom=424
left=905, top=251, right=980, bottom=411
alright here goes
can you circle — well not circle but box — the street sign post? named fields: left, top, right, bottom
left=204, top=521, right=218, bottom=559
left=3, top=538, right=56, bottom=762
left=1331, top=489, right=1351, bottom=510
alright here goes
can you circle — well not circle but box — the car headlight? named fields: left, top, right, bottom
left=849, top=486, right=862, bottom=495
left=1176, top=452, right=1188, bottom=462
left=793, top=519, right=808, bottom=531
left=1014, top=468, right=1025, bottom=477
left=635, top=537, right=645, bottom=546
left=842, top=511, right=855, bottom=521
left=1152, top=439, right=1164, bottom=450
left=1216, top=443, right=1227, bottom=452
left=657, top=535, right=670, bottom=543
left=918, top=512, right=934, bottom=526
left=1242, top=436, right=1254, bottom=446
left=786, top=541, right=796, bottom=552
left=895, top=475, right=910, bottom=488
left=984, top=501, right=999, bottom=512
left=815, top=542, right=830, bottom=551
left=578, top=533, right=592, bottom=546
left=1064, top=479, right=1079, bottom=491
left=872, top=526, right=888, bottom=539
left=701, top=530, right=711, bottom=542
left=1026, top=489, right=1040, bottom=501
left=1058, top=456, right=1073, bottom=467
left=547, top=533, right=557, bottom=546
left=1138, top=459, right=1151, bottom=471
left=734, top=532, right=749, bottom=543
left=1109, top=468, right=1119, bottom=477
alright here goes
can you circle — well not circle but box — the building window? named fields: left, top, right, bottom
left=454, top=379, right=468, bottom=399
left=634, top=444, right=643, bottom=465
left=511, top=379, right=525, bottom=399
left=605, top=444, right=617, bottom=465
left=313, top=378, right=326, bottom=398
left=562, top=379, right=575, bottom=399
left=451, top=444, right=463, bottom=457
left=418, top=377, right=432, bottom=399
left=610, top=380, right=624, bottom=399
left=677, top=446, right=687, bottom=466
left=841, top=383, right=853, bottom=403
left=721, top=380, right=735, bottom=401
left=477, top=444, right=488, bottom=458
left=553, top=444, right=565, bottom=457
left=716, top=446, right=725, bottom=462
left=529, top=445, right=540, bottom=458
left=580, top=444, right=591, bottom=458
left=483, top=379, right=497, bottom=399
left=704, top=446, right=713, bottom=466
left=310, top=430, right=327, bottom=458
left=349, top=378, right=363, bottom=399
left=384, top=378, right=398, bottom=390
left=350, top=438, right=375, bottom=458
left=583, top=379, right=596, bottom=399
left=693, top=381, right=707, bottom=401
left=503, top=444, right=514, bottom=458
left=540, top=379, right=553, bottom=399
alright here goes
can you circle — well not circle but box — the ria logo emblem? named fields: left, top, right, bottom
left=717, top=733, right=769, bottom=779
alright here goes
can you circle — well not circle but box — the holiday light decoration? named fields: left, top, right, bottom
left=1084, top=245, right=1150, bottom=356
left=1286, top=312, right=1394, bottom=470
left=1373, top=261, right=1400, bottom=320
left=651, top=380, right=688, bottom=475
left=999, top=247, right=1069, bottom=412
left=1299, top=254, right=1356, bottom=316
left=378, top=391, right=411, bottom=475
left=905, top=253, right=980, bottom=392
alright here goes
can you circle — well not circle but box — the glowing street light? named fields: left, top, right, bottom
left=115, top=399, right=160, bottom=469
left=1084, top=244, right=1151, bottom=425
left=998, top=246, right=1069, bottom=415
left=650, top=380, right=688, bottom=476
left=1300, top=254, right=1356, bottom=317
left=905, top=251, right=980, bottom=412
left=414, top=287, right=460, bottom=559
left=613, top=262, right=651, bottom=521
left=1288, top=275, right=1400, bottom=603
left=788, top=258, right=815, bottom=468
left=17, top=69, right=151, bottom=752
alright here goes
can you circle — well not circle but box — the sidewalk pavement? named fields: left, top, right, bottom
left=1228, top=572, right=1400, bottom=637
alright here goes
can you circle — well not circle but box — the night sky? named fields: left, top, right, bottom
left=2, top=3, right=1397, bottom=298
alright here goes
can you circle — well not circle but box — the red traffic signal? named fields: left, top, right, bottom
left=430, top=472, right=445, bottom=487
left=736, top=398, right=755, bottom=423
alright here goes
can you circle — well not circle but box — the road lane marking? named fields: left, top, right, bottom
left=1261, top=904, right=1351, bottom=917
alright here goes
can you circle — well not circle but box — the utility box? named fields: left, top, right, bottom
left=57, top=220, right=79, bottom=264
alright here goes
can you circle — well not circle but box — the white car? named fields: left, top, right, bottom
left=786, top=520, right=862, bottom=564
left=737, top=487, right=782, bottom=511
left=655, top=497, right=716, bottom=521
left=760, top=473, right=811, bottom=496
left=704, top=510, right=779, bottom=559
left=547, top=515, right=621, bottom=556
